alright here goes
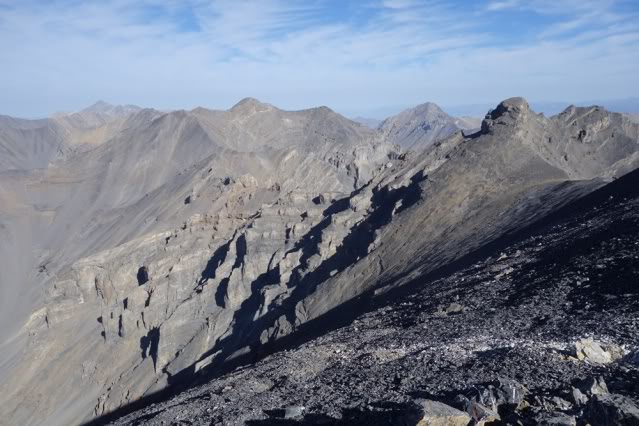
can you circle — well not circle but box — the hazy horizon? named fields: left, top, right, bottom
left=4, top=96, right=639, bottom=122
left=1, top=0, right=638, bottom=118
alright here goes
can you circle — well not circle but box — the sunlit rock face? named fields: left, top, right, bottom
left=0, top=98, right=638, bottom=425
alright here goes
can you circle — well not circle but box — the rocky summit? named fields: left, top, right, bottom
left=0, top=97, right=638, bottom=426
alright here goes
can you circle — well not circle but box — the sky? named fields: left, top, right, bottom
left=0, top=0, right=638, bottom=118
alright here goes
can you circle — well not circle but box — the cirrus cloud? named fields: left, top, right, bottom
left=0, top=0, right=637, bottom=118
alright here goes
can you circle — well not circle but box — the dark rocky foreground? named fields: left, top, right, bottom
left=102, top=169, right=639, bottom=425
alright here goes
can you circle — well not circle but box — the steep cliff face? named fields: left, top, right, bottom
left=0, top=98, right=638, bottom=425
left=108, top=165, right=639, bottom=426
left=0, top=99, right=398, bottom=425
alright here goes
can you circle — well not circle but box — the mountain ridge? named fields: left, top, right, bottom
left=0, top=97, right=637, bottom=425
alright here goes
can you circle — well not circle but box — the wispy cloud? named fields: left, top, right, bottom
left=0, top=0, right=637, bottom=117
left=485, top=0, right=520, bottom=12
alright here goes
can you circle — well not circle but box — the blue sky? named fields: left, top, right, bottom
left=0, top=0, right=638, bottom=118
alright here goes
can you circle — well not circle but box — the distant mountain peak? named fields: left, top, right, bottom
left=378, top=101, right=460, bottom=150
left=413, top=102, right=446, bottom=115
left=82, top=100, right=114, bottom=113
left=80, top=101, right=142, bottom=116
left=230, top=97, right=274, bottom=113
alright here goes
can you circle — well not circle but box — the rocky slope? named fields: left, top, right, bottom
left=0, top=114, right=68, bottom=171
left=0, top=98, right=396, bottom=426
left=106, top=158, right=639, bottom=426
left=0, top=102, right=143, bottom=173
left=0, top=97, right=638, bottom=425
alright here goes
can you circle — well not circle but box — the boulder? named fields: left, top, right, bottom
left=576, top=376, right=609, bottom=396
left=436, top=302, right=464, bottom=316
left=575, top=338, right=620, bottom=364
left=414, top=400, right=471, bottom=426
left=284, top=406, right=305, bottom=419
left=570, top=387, right=588, bottom=406
left=456, top=395, right=500, bottom=424
left=445, top=302, right=464, bottom=315
left=549, top=396, right=573, bottom=411
left=498, top=378, right=528, bottom=408
left=466, top=379, right=528, bottom=412
left=534, top=412, right=577, bottom=426
left=584, top=394, right=639, bottom=425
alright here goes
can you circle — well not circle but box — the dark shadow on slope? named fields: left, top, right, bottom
left=85, top=167, right=639, bottom=426
left=127, top=410, right=164, bottom=426
left=136, top=266, right=149, bottom=285
left=139, top=327, right=160, bottom=370
left=198, top=238, right=232, bottom=286
left=180, top=171, right=428, bottom=378
left=83, top=177, right=427, bottom=425
left=500, top=193, right=639, bottom=317
left=213, top=234, right=247, bottom=307
left=248, top=401, right=419, bottom=425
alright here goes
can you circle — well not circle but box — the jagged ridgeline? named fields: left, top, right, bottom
left=0, top=98, right=638, bottom=425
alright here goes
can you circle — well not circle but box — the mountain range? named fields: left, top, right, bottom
left=0, top=97, right=638, bottom=425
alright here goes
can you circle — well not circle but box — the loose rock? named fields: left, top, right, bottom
left=584, top=394, right=639, bottom=425
left=414, top=399, right=471, bottom=426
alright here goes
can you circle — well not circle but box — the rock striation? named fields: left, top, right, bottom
left=0, top=97, right=637, bottom=425
left=108, top=163, right=639, bottom=425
